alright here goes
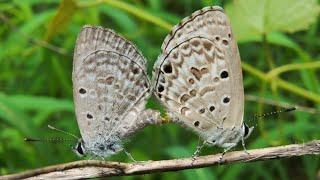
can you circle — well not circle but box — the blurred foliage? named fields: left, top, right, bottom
left=0, top=0, right=320, bottom=179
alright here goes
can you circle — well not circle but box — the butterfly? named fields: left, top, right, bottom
left=72, top=26, right=163, bottom=158
left=152, top=6, right=254, bottom=153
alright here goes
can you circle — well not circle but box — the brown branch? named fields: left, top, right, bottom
left=2, top=140, right=320, bottom=179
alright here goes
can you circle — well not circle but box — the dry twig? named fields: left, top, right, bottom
left=2, top=140, right=319, bottom=180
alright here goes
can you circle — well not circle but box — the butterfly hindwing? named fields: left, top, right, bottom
left=153, top=6, right=244, bottom=138
left=73, top=26, right=152, bottom=156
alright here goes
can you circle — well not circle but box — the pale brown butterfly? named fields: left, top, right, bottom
left=72, top=26, right=163, bottom=158
left=153, top=6, right=254, bottom=154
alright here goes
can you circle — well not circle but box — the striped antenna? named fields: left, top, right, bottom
left=249, top=107, right=296, bottom=126
left=253, top=107, right=296, bottom=120
left=24, top=137, right=74, bottom=143
left=47, top=125, right=79, bottom=139
left=24, top=125, right=79, bottom=143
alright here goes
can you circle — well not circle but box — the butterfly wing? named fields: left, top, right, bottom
left=73, top=26, right=152, bottom=156
left=153, top=6, right=244, bottom=138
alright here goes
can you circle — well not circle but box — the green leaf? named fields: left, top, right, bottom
left=1, top=10, right=54, bottom=60
left=99, top=6, right=138, bottom=33
left=263, top=0, right=320, bottom=33
left=0, top=93, right=34, bottom=135
left=50, top=57, right=72, bottom=97
left=266, top=32, right=299, bottom=50
left=6, top=94, right=73, bottom=112
left=226, top=0, right=320, bottom=42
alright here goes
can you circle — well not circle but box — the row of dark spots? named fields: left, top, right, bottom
left=193, top=97, right=230, bottom=128
left=198, top=105, right=215, bottom=114
left=157, top=79, right=164, bottom=98
left=155, top=63, right=173, bottom=98
left=215, top=35, right=230, bottom=45
left=164, top=68, right=228, bottom=85
left=197, top=98, right=231, bottom=115
left=160, top=66, right=228, bottom=85
left=158, top=60, right=228, bottom=99
left=156, top=63, right=172, bottom=99
left=160, top=67, right=227, bottom=86
left=193, top=116, right=228, bottom=129
left=86, top=113, right=117, bottom=121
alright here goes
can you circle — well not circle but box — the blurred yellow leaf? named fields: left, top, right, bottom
left=44, top=0, right=78, bottom=41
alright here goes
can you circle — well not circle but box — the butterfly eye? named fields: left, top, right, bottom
left=243, top=123, right=250, bottom=138
left=76, top=142, right=84, bottom=155
left=107, top=144, right=116, bottom=152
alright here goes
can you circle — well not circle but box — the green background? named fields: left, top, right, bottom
left=0, top=0, right=319, bottom=179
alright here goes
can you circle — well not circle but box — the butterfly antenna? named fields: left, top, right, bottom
left=24, top=137, right=74, bottom=143
left=47, top=125, right=79, bottom=140
left=250, top=107, right=296, bottom=125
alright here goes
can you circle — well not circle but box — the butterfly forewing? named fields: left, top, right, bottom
left=153, top=6, right=244, bottom=134
left=73, top=26, right=151, bottom=154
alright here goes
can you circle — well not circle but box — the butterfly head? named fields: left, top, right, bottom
left=204, top=123, right=253, bottom=149
left=73, top=138, right=123, bottom=158
left=73, top=138, right=86, bottom=157
left=243, top=123, right=254, bottom=139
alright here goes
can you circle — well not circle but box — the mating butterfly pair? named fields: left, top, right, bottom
left=72, top=6, right=253, bottom=158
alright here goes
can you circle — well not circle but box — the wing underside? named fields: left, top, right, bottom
left=153, top=6, right=244, bottom=133
left=73, top=26, right=150, bottom=147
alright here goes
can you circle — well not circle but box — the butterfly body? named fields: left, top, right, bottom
left=153, top=6, right=253, bottom=150
left=73, top=26, right=161, bottom=157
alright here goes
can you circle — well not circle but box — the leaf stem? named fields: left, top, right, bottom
left=242, top=62, right=320, bottom=103
left=266, top=61, right=320, bottom=79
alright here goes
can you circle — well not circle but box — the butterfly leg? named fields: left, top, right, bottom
left=98, top=155, right=105, bottom=161
left=219, top=143, right=236, bottom=162
left=123, top=148, right=137, bottom=162
left=219, top=148, right=229, bottom=162
left=89, top=154, right=103, bottom=160
left=241, top=137, right=249, bottom=155
left=191, top=139, right=206, bottom=166
left=192, top=138, right=206, bottom=159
